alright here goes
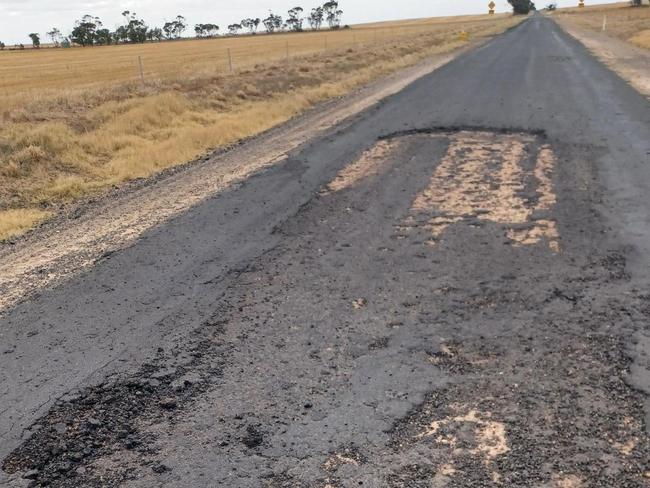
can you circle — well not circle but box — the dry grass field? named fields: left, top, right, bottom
left=0, top=14, right=521, bottom=240
left=554, top=2, right=650, bottom=49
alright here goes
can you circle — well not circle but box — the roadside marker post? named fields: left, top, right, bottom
left=227, top=48, right=233, bottom=73
left=602, top=15, right=607, bottom=32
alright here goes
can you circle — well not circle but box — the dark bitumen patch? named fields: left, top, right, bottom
left=2, top=319, right=232, bottom=487
left=4, top=127, right=650, bottom=487
left=389, top=333, right=650, bottom=487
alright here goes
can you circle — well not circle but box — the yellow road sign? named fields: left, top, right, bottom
left=488, top=1, right=496, bottom=8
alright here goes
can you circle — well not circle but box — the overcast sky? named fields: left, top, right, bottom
left=1, top=0, right=612, bottom=44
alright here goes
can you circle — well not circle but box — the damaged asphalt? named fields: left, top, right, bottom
left=1, top=15, right=650, bottom=487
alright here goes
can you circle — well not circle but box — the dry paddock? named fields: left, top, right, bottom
left=553, top=2, right=650, bottom=49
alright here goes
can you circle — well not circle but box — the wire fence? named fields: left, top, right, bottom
left=0, top=16, right=506, bottom=99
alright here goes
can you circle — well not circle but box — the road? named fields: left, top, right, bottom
left=2, top=14, right=650, bottom=487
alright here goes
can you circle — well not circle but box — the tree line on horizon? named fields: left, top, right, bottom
left=510, top=0, right=646, bottom=15
left=1, top=1, right=344, bottom=50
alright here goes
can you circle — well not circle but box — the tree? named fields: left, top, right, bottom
left=94, top=28, right=112, bottom=45
left=173, top=16, right=187, bottom=37
left=630, top=0, right=642, bottom=6
left=263, top=12, right=283, bottom=33
left=240, top=18, right=253, bottom=33
left=163, top=22, right=175, bottom=39
left=241, top=18, right=260, bottom=34
left=195, top=23, right=219, bottom=38
left=228, top=23, right=242, bottom=35
left=115, top=25, right=128, bottom=43
left=163, top=16, right=187, bottom=39
left=205, top=24, right=220, bottom=37
left=508, top=0, right=535, bottom=14
left=71, top=15, right=102, bottom=46
left=29, top=33, right=41, bottom=48
left=546, top=3, right=557, bottom=10
left=147, top=27, right=164, bottom=41
left=120, top=11, right=149, bottom=43
left=286, top=7, right=304, bottom=32
left=0, top=42, right=5, bottom=50
left=46, top=28, right=62, bottom=47
left=323, top=1, right=343, bottom=28
left=308, top=7, right=324, bottom=30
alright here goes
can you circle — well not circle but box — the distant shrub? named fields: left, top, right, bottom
left=508, top=0, right=535, bottom=14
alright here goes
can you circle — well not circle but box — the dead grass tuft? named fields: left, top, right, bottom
left=0, top=209, right=51, bottom=241
left=629, top=29, right=650, bottom=49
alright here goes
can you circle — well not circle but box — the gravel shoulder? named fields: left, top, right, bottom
left=554, top=17, right=650, bottom=98
left=0, top=41, right=486, bottom=316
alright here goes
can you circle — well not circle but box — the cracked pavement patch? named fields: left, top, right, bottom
left=2, top=16, right=650, bottom=488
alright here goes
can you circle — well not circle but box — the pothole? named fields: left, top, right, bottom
left=1, top=317, right=232, bottom=487
left=321, top=128, right=561, bottom=251
left=397, top=129, right=559, bottom=251
left=322, top=139, right=401, bottom=194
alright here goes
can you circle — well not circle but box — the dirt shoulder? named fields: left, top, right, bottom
left=554, top=17, right=650, bottom=98
left=0, top=39, right=490, bottom=315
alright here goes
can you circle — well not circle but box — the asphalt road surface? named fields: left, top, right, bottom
left=2, top=14, right=650, bottom=487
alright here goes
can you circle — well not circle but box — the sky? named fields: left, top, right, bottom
left=0, top=0, right=613, bottom=44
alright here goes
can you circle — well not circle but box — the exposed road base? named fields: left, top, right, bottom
left=4, top=130, right=649, bottom=487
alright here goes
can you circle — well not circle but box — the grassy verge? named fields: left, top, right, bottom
left=0, top=16, right=521, bottom=240
left=553, top=2, right=650, bottom=49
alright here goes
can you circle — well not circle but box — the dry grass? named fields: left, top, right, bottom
left=0, top=209, right=51, bottom=240
left=0, top=14, right=521, bottom=241
left=629, top=29, right=650, bottom=48
left=553, top=2, right=650, bottom=49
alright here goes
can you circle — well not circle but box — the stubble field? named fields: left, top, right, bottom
left=553, top=2, right=650, bottom=49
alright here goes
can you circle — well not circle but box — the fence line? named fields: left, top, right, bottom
left=2, top=22, right=486, bottom=94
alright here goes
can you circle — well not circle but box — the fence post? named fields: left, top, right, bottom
left=227, top=48, right=233, bottom=73
left=286, top=40, right=289, bottom=63
left=324, top=35, right=327, bottom=51
left=137, top=56, right=145, bottom=85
